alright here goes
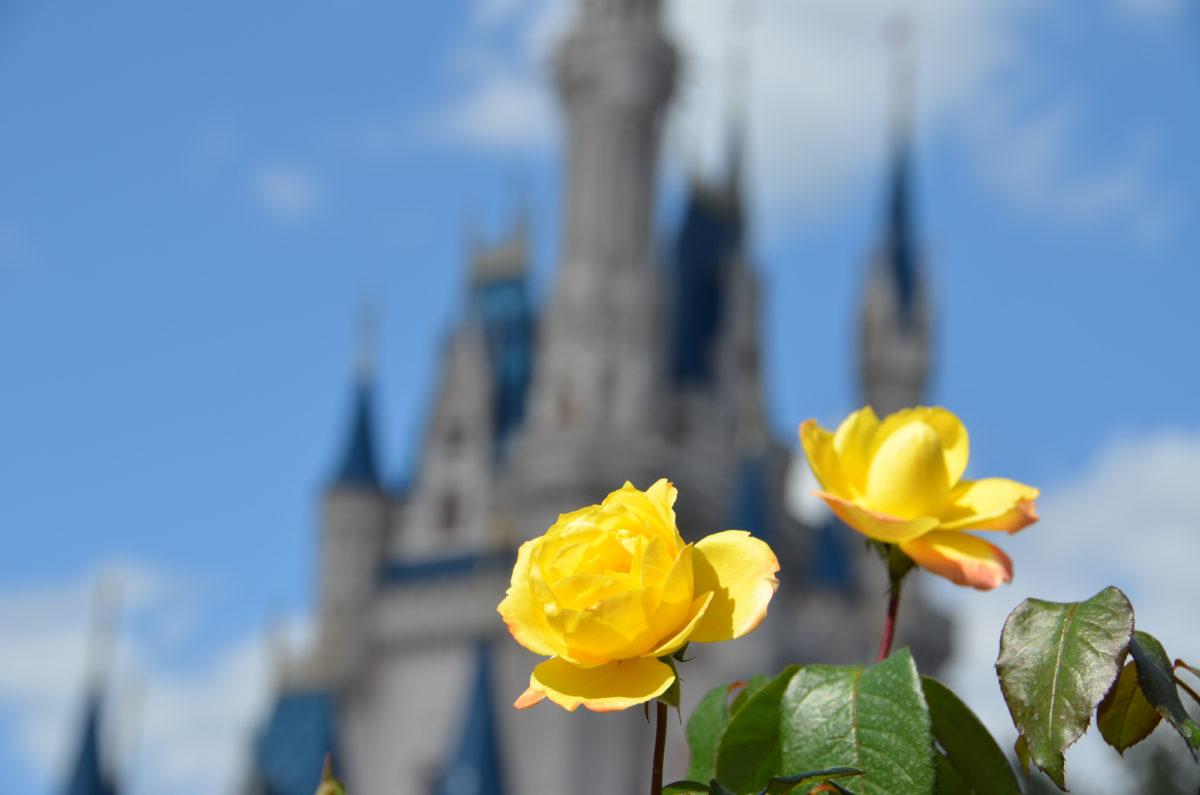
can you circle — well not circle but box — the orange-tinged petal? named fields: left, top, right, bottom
left=832, top=406, right=880, bottom=495
left=939, top=478, right=1040, bottom=533
left=900, top=531, right=1012, bottom=590
left=497, top=538, right=561, bottom=658
left=800, top=419, right=852, bottom=498
left=514, top=686, right=545, bottom=709
left=816, top=492, right=939, bottom=544
left=527, top=656, right=675, bottom=712
left=688, top=530, right=779, bottom=643
left=645, top=591, right=714, bottom=658
left=872, top=407, right=969, bottom=487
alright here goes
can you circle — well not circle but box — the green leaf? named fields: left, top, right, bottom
left=710, top=779, right=738, bottom=795
left=778, top=649, right=934, bottom=794
left=933, top=751, right=971, bottom=795
left=1097, top=661, right=1161, bottom=753
left=922, top=677, right=1019, bottom=794
left=714, top=667, right=801, bottom=793
left=762, top=767, right=863, bottom=794
left=995, top=586, right=1133, bottom=790
left=687, top=677, right=773, bottom=783
left=1129, top=630, right=1200, bottom=757
left=664, top=781, right=712, bottom=794
left=731, top=675, right=772, bottom=715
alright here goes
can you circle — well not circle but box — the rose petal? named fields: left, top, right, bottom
left=863, top=421, right=951, bottom=517
left=688, top=530, right=780, bottom=642
left=526, top=656, right=676, bottom=712
left=645, top=591, right=714, bottom=658
left=900, top=530, right=1013, bottom=590
left=939, top=478, right=1040, bottom=533
left=497, top=538, right=560, bottom=658
left=832, top=406, right=880, bottom=495
left=800, top=419, right=853, bottom=498
left=816, top=491, right=940, bottom=544
left=871, top=407, right=969, bottom=487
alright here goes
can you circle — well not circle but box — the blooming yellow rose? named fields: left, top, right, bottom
left=498, top=479, right=779, bottom=712
left=800, top=406, right=1039, bottom=590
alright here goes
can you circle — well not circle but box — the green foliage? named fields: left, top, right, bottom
left=1128, top=631, right=1200, bottom=757
left=687, top=677, right=774, bottom=783
left=778, top=650, right=933, bottom=795
left=664, top=769, right=862, bottom=795
left=995, top=586, right=1134, bottom=790
left=1097, top=662, right=1161, bottom=753
left=922, top=676, right=1019, bottom=794
left=715, top=667, right=800, bottom=792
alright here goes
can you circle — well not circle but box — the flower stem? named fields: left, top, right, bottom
left=876, top=582, right=903, bottom=662
left=650, top=699, right=667, bottom=795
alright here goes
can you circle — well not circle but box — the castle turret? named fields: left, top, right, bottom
left=859, top=39, right=931, bottom=416
left=314, top=323, right=390, bottom=685
left=397, top=220, right=534, bottom=559
left=509, top=0, right=678, bottom=533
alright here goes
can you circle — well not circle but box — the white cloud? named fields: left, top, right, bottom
left=0, top=561, right=306, bottom=795
left=416, top=0, right=1175, bottom=245
left=961, top=90, right=1177, bottom=245
left=422, top=70, right=555, bottom=153
left=936, top=429, right=1200, bottom=791
left=246, top=164, right=323, bottom=221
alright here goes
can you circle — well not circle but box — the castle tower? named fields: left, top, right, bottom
left=859, top=34, right=932, bottom=417
left=397, top=218, right=534, bottom=559
left=509, top=0, right=678, bottom=533
left=314, top=323, right=390, bottom=686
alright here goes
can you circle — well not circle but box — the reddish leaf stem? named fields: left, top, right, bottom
left=1175, top=675, right=1200, bottom=709
left=651, top=699, right=667, bottom=795
left=876, top=585, right=902, bottom=662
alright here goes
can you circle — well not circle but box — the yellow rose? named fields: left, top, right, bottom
left=800, top=406, right=1039, bottom=590
left=498, top=479, right=779, bottom=712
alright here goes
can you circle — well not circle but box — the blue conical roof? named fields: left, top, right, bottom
left=884, top=134, right=919, bottom=328
left=435, top=643, right=506, bottom=795
left=252, top=689, right=340, bottom=795
left=332, top=379, right=380, bottom=488
left=62, top=693, right=118, bottom=795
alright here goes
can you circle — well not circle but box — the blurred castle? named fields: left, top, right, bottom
left=57, top=1, right=949, bottom=794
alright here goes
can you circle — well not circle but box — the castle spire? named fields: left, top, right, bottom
left=332, top=303, right=381, bottom=489
left=62, top=580, right=121, bottom=795
left=723, top=0, right=754, bottom=205
left=882, top=17, right=918, bottom=328
left=858, top=17, right=932, bottom=416
left=513, top=0, right=678, bottom=503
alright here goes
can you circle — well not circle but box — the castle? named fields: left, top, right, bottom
left=57, top=1, right=950, bottom=794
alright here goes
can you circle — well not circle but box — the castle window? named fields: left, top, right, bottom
left=439, top=493, right=460, bottom=532
left=444, top=422, right=465, bottom=452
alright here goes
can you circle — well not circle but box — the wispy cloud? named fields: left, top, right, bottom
left=939, top=429, right=1200, bottom=790
left=413, top=0, right=1177, bottom=246
left=0, top=561, right=306, bottom=795
left=962, top=91, right=1177, bottom=246
left=246, top=164, right=323, bottom=222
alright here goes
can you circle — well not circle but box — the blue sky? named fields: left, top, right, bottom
left=1, top=0, right=1198, bottom=792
